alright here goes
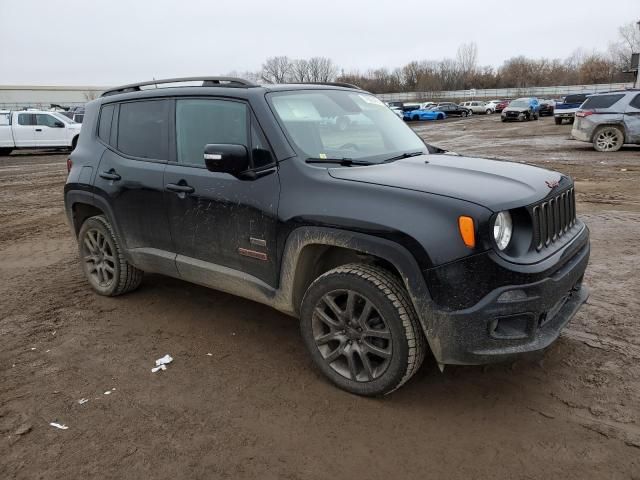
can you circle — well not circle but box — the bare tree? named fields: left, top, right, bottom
left=83, top=90, right=99, bottom=101
left=290, top=59, right=310, bottom=82
left=456, top=42, right=478, bottom=88
left=307, top=57, right=338, bottom=82
left=608, top=22, right=640, bottom=71
left=261, top=56, right=292, bottom=83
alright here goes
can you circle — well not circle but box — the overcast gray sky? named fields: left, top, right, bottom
left=1, top=0, right=637, bottom=86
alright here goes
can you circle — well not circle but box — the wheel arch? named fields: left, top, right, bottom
left=590, top=122, right=627, bottom=143
left=276, top=227, right=434, bottom=326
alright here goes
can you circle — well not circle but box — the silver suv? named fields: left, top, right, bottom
left=572, top=90, right=640, bottom=152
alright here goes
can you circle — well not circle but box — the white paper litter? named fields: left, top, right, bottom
left=155, top=354, right=173, bottom=366
left=151, top=364, right=167, bottom=373
left=78, top=398, right=89, bottom=405
left=50, top=422, right=68, bottom=430
left=104, top=390, right=112, bottom=395
left=206, top=353, right=213, bottom=356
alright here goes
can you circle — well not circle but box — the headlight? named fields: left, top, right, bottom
left=493, top=211, right=513, bottom=250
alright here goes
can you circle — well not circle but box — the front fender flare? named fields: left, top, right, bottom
left=273, top=226, right=439, bottom=352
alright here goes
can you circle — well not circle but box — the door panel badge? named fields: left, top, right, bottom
left=238, top=237, right=268, bottom=261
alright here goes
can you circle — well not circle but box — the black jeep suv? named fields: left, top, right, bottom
left=64, top=77, right=590, bottom=396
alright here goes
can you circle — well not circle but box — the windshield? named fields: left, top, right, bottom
left=268, top=90, right=427, bottom=163
left=52, top=112, right=77, bottom=124
left=509, top=100, right=529, bottom=108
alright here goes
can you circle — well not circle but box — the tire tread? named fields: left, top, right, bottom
left=307, top=263, right=426, bottom=394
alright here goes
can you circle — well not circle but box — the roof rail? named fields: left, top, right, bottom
left=101, top=77, right=258, bottom=97
left=290, top=82, right=363, bottom=90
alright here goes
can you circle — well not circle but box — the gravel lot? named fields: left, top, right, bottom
left=1, top=115, right=638, bottom=479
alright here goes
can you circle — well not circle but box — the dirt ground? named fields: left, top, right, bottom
left=1, top=116, right=639, bottom=479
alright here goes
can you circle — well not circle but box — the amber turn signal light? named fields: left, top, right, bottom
left=458, top=216, right=475, bottom=248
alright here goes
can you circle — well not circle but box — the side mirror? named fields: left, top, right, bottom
left=203, top=144, right=249, bottom=176
left=54, top=121, right=65, bottom=128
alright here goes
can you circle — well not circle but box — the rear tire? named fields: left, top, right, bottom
left=0, top=148, right=12, bottom=156
left=412, top=115, right=419, bottom=121
left=555, top=117, right=562, bottom=125
left=592, top=125, right=624, bottom=152
left=78, top=215, right=143, bottom=296
left=300, top=264, right=426, bottom=396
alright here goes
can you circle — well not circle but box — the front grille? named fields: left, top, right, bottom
left=506, top=111, right=520, bottom=118
left=531, top=187, right=576, bottom=251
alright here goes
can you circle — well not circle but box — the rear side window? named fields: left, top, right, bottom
left=175, top=99, right=247, bottom=167
left=117, top=100, right=170, bottom=160
left=98, top=104, right=115, bottom=143
left=0, top=113, right=9, bottom=126
left=18, top=113, right=36, bottom=126
left=629, top=94, right=640, bottom=109
left=581, top=94, right=625, bottom=110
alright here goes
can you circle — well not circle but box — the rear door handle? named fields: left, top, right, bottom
left=166, top=183, right=195, bottom=194
left=99, top=170, right=121, bottom=181
left=35, top=128, right=42, bottom=132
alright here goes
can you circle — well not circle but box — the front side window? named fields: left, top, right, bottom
left=628, top=94, right=640, bottom=109
left=269, top=90, right=426, bottom=163
left=176, top=99, right=248, bottom=167
left=18, top=113, right=35, bottom=126
left=117, top=100, right=170, bottom=160
left=36, top=114, right=62, bottom=128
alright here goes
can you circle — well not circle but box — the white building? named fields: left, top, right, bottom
left=0, top=85, right=108, bottom=109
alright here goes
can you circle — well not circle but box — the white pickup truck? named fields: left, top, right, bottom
left=0, top=110, right=82, bottom=155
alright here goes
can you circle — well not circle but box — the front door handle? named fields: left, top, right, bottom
left=99, top=170, right=121, bottom=181
left=35, top=128, right=42, bottom=132
left=166, top=183, right=195, bottom=194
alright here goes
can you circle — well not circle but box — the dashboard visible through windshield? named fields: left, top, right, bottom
left=268, top=90, right=427, bottom=164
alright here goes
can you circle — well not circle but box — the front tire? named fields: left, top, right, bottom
left=555, top=117, right=562, bottom=125
left=593, top=125, right=624, bottom=152
left=0, top=148, right=12, bottom=156
left=300, top=264, right=426, bottom=396
left=78, top=215, right=143, bottom=296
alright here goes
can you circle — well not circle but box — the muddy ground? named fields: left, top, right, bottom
left=1, top=116, right=638, bottom=479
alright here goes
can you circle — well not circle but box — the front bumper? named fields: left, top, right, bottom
left=425, top=235, right=590, bottom=365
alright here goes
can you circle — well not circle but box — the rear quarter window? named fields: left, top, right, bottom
left=98, top=104, right=115, bottom=144
left=0, top=113, right=9, bottom=126
left=581, top=94, right=625, bottom=110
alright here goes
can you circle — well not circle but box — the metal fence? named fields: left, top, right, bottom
left=377, top=82, right=635, bottom=102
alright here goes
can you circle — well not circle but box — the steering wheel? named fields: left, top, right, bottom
left=339, top=143, right=360, bottom=151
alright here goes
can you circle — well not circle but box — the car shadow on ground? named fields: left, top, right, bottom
left=133, top=273, right=552, bottom=403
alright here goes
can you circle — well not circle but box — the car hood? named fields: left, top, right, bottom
left=503, top=106, right=529, bottom=113
left=328, top=155, right=566, bottom=212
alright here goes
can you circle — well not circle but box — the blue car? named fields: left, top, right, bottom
left=403, top=108, right=446, bottom=121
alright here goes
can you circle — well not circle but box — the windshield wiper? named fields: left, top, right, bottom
left=305, top=158, right=374, bottom=166
left=382, top=151, right=425, bottom=163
